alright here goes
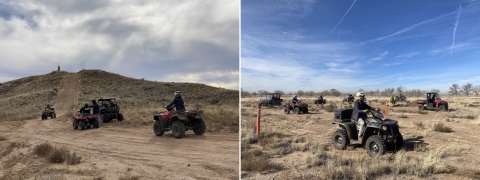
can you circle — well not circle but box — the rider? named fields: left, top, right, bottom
left=166, top=91, right=186, bottom=115
left=351, top=92, right=377, bottom=140
left=291, top=95, right=298, bottom=104
left=45, top=104, right=51, bottom=111
left=91, top=100, right=100, bottom=115
left=80, top=102, right=91, bottom=115
left=318, top=95, right=323, bottom=103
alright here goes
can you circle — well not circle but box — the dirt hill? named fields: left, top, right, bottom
left=0, top=69, right=238, bottom=131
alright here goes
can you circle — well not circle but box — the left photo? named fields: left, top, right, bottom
left=0, top=1, right=239, bottom=179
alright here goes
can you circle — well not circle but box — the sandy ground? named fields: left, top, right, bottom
left=0, top=73, right=239, bottom=180
left=241, top=97, right=480, bottom=179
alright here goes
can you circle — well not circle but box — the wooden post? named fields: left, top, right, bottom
left=256, top=105, right=261, bottom=136
left=385, top=100, right=389, bottom=115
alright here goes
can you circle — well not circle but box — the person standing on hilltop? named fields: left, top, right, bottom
left=58, top=65, right=60, bottom=71
left=165, top=91, right=186, bottom=115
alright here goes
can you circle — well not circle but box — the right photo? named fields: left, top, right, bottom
left=241, top=0, right=480, bottom=179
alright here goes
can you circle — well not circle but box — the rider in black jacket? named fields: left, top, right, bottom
left=351, top=92, right=377, bottom=140
left=80, top=102, right=91, bottom=114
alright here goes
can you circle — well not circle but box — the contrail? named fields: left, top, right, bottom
left=451, top=4, right=462, bottom=57
left=326, top=0, right=357, bottom=38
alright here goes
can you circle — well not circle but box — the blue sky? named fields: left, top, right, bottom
left=0, top=0, right=239, bottom=89
left=241, top=0, right=480, bottom=93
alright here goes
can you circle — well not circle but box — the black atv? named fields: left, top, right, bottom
left=331, top=108, right=403, bottom=157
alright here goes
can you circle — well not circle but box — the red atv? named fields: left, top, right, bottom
left=73, top=113, right=100, bottom=130
left=284, top=100, right=309, bottom=114
left=153, top=106, right=206, bottom=139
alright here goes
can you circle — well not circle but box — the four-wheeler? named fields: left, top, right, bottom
left=284, top=100, right=309, bottom=114
left=41, top=108, right=56, bottom=120
left=258, top=93, right=283, bottom=108
left=98, top=98, right=124, bottom=123
left=314, top=98, right=326, bottom=104
left=73, top=112, right=100, bottom=130
left=153, top=106, right=206, bottom=139
left=417, top=92, right=448, bottom=111
left=331, top=108, right=403, bottom=157
left=342, top=94, right=355, bottom=103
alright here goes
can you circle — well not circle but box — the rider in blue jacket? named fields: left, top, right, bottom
left=166, top=91, right=186, bottom=113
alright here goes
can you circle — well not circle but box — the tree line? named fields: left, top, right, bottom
left=448, top=83, right=480, bottom=96
left=241, top=85, right=442, bottom=97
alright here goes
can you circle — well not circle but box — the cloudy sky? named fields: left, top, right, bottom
left=241, top=0, right=480, bottom=93
left=0, top=0, right=239, bottom=89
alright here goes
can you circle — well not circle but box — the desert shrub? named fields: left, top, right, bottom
left=33, top=142, right=54, bottom=157
left=0, top=136, right=6, bottom=141
left=325, top=103, right=337, bottom=112
left=413, top=121, right=425, bottom=130
left=49, top=147, right=67, bottom=163
left=66, top=152, right=82, bottom=165
left=241, top=150, right=281, bottom=172
left=433, top=123, right=453, bottom=133
left=465, top=115, right=476, bottom=119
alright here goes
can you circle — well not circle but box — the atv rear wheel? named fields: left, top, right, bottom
left=118, top=113, right=124, bottom=121
left=50, top=113, right=54, bottom=119
left=293, top=107, right=300, bottom=114
left=284, top=108, right=290, bottom=114
left=418, top=105, right=425, bottom=111
left=193, top=119, right=206, bottom=135
left=332, top=129, right=349, bottom=150
left=439, top=105, right=446, bottom=111
left=171, top=121, right=186, bottom=139
left=394, top=134, right=403, bottom=151
left=79, top=121, right=86, bottom=130
left=303, top=107, right=308, bottom=114
left=73, top=119, right=78, bottom=130
left=153, top=121, right=165, bottom=136
left=93, top=118, right=100, bottom=128
left=365, top=135, right=386, bottom=157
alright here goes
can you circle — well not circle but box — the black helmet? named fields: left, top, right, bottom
left=92, top=100, right=96, bottom=104
left=174, top=91, right=182, bottom=98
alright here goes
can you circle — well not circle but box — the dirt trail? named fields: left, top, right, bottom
left=2, top=73, right=238, bottom=180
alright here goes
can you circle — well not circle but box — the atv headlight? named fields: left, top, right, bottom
left=382, top=126, right=387, bottom=131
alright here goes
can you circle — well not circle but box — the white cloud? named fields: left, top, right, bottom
left=0, top=0, right=239, bottom=89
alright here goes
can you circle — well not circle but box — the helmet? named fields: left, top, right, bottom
left=293, top=95, right=297, bottom=98
left=92, top=100, right=96, bottom=104
left=174, top=91, right=182, bottom=98
left=84, top=102, right=89, bottom=106
left=356, top=92, right=365, bottom=97
left=47, top=104, right=50, bottom=106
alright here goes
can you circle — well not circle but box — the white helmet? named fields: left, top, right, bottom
left=174, top=91, right=182, bottom=98
left=356, top=92, right=365, bottom=97
left=293, top=95, right=297, bottom=98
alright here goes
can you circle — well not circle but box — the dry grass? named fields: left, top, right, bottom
left=74, top=70, right=239, bottom=132
left=241, top=149, right=282, bottom=172
left=33, top=142, right=82, bottom=165
left=325, top=102, right=337, bottom=112
left=0, top=71, right=66, bottom=121
left=413, top=121, right=425, bottom=130
left=433, top=122, right=453, bottom=133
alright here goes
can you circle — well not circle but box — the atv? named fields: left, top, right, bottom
left=153, top=106, right=206, bottom=139
left=284, top=100, right=308, bottom=114
left=98, top=98, right=124, bottom=123
left=390, top=94, right=407, bottom=105
left=41, top=108, right=56, bottom=120
left=73, top=112, right=100, bottom=130
left=331, top=108, right=403, bottom=157
left=417, top=92, right=448, bottom=111
left=314, top=98, right=326, bottom=105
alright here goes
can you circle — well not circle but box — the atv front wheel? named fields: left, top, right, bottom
left=332, top=129, right=349, bottom=150
left=284, top=108, right=290, bottom=114
left=303, top=107, right=308, bottom=114
left=293, top=107, right=300, bottom=114
left=193, top=119, right=206, bottom=135
left=73, top=119, right=78, bottom=130
left=50, top=113, right=54, bottom=119
left=171, top=121, right=186, bottom=139
left=365, top=135, right=386, bottom=157
left=394, top=134, right=403, bottom=151
left=79, top=121, right=86, bottom=130
left=41, top=114, right=46, bottom=120
left=153, top=121, right=165, bottom=136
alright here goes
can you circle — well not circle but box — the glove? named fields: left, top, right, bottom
left=375, top=108, right=379, bottom=111
left=362, top=109, right=369, bottom=113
